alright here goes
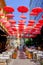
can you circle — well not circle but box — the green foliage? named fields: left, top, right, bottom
left=25, top=38, right=33, bottom=47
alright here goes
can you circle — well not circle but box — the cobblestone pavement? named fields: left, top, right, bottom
left=8, top=59, right=36, bottom=65
left=8, top=50, right=37, bottom=65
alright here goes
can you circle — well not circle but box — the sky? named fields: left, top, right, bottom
left=5, top=0, right=30, bottom=24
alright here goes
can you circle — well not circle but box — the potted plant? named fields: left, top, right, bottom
left=12, top=51, right=17, bottom=59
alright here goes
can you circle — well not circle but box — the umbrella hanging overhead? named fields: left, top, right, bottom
left=20, top=14, right=27, bottom=19
left=28, top=20, right=35, bottom=26
left=31, top=7, right=43, bottom=14
left=22, top=35, right=36, bottom=38
left=4, top=6, right=14, bottom=13
left=9, top=19, right=16, bottom=24
left=28, top=20, right=35, bottom=23
left=6, top=14, right=14, bottom=18
left=18, top=20, right=26, bottom=23
left=17, top=6, right=28, bottom=13
left=30, top=12, right=38, bottom=16
left=4, top=22, right=11, bottom=30
left=9, top=19, right=16, bottom=26
left=1, top=18, right=7, bottom=24
left=39, top=19, right=43, bottom=25
left=17, top=6, right=29, bottom=19
left=0, top=13, right=4, bottom=16
left=32, top=31, right=40, bottom=35
left=11, top=26, right=17, bottom=31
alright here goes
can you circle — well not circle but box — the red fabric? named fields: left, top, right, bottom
left=4, top=6, right=14, bottom=13
left=30, top=12, right=38, bottom=16
left=17, top=6, right=28, bottom=13
left=6, top=14, right=14, bottom=18
left=32, top=7, right=42, bottom=13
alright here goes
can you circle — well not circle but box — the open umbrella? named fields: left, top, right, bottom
left=32, top=7, right=43, bottom=14
left=11, top=26, right=17, bottom=31
left=28, top=20, right=35, bottom=26
left=32, top=31, right=40, bottom=35
left=9, top=19, right=16, bottom=26
left=20, top=14, right=27, bottom=19
left=30, top=12, right=38, bottom=16
left=18, top=20, right=26, bottom=23
left=39, top=19, right=43, bottom=26
left=4, top=22, right=11, bottom=30
left=1, top=18, right=7, bottom=25
left=17, top=6, right=28, bottom=19
left=6, top=14, right=14, bottom=18
left=0, top=13, right=4, bottom=16
left=4, top=6, right=14, bottom=13
left=28, top=20, right=35, bottom=23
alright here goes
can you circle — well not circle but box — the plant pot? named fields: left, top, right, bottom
left=12, top=53, right=17, bottom=59
left=27, top=52, right=33, bottom=59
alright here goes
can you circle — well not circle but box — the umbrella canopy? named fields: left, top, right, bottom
left=9, top=19, right=16, bottom=26
left=32, top=31, right=40, bottom=35
left=30, top=12, right=38, bottom=16
left=17, top=6, right=28, bottom=19
left=28, top=20, right=35, bottom=23
left=11, top=26, right=17, bottom=31
left=17, top=6, right=29, bottom=13
left=39, top=19, right=43, bottom=25
left=6, top=14, right=14, bottom=18
left=20, top=14, right=27, bottom=19
left=32, top=7, right=43, bottom=14
left=9, top=19, right=16, bottom=24
left=4, top=6, right=14, bottom=13
left=18, top=20, right=26, bottom=23
left=4, top=22, right=11, bottom=30
left=1, top=18, right=7, bottom=25
left=28, top=22, right=34, bottom=26
left=0, top=13, right=4, bottom=16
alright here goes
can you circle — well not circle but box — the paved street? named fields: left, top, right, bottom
left=8, top=50, right=37, bottom=65
left=8, top=59, right=36, bottom=65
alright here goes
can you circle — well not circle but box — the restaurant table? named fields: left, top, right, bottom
left=37, top=53, right=43, bottom=61
left=0, top=54, right=10, bottom=65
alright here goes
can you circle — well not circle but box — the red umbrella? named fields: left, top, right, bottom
left=17, top=6, right=28, bottom=19
left=6, top=14, right=14, bottom=18
left=0, top=13, right=4, bottom=16
left=17, top=6, right=28, bottom=13
left=30, top=12, right=38, bottom=16
left=28, top=20, right=35, bottom=23
left=4, top=6, right=14, bottom=13
left=28, top=20, right=35, bottom=26
left=9, top=19, right=16, bottom=26
left=1, top=18, right=7, bottom=25
left=11, top=26, right=17, bottom=31
left=4, top=22, right=11, bottom=29
left=9, top=19, right=16, bottom=24
left=22, top=35, right=35, bottom=38
left=42, top=15, right=43, bottom=18
left=39, top=19, right=43, bottom=25
left=32, top=7, right=43, bottom=14
left=35, top=23, right=42, bottom=28
left=32, top=31, right=40, bottom=34
left=8, top=30, right=13, bottom=35
left=20, top=14, right=27, bottom=19
left=28, top=23, right=34, bottom=26
left=30, top=28, right=36, bottom=32
left=18, top=20, right=26, bottom=23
